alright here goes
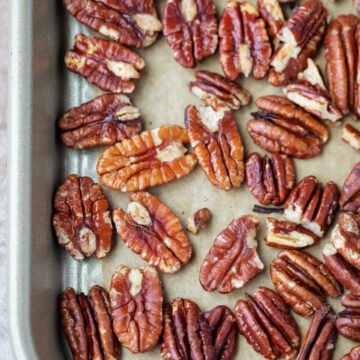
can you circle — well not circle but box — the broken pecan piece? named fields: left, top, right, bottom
left=270, top=249, right=342, bottom=316
left=341, top=346, right=360, bottom=360
left=340, top=162, right=360, bottom=214
left=65, top=34, right=145, bottom=94
left=112, top=191, right=192, bottom=273
left=96, top=125, right=197, bottom=192
left=186, top=208, right=212, bottom=234
left=162, top=0, right=218, bottom=68
left=343, top=124, right=360, bottom=151
left=52, top=174, right=113, bottom=261
left=110, top=265, right=163, bottom=353
left=59, top=94, right=142, bottom=149
left=336, top=293, right=360, bottom=341
left=257, top=0, right=285, bottom=39
left=199, top=215, right=264, bottom=293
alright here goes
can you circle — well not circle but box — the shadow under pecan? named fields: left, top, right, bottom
left=336, top=293, right=360, bottom=342
left=96, top=125, right=197, bottom=192
left=52, top=174, right=113, bottom=261
left=59, top=94, right=142, bottom=149
left=341, top=346, right=360, bottom=360
left=340, top=161, right=360, bottom=214
left=112, top=191, right=192, bottom=273
left=65, top=34, right=145, bottom=94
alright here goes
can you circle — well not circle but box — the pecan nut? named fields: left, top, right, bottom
left=257, top=0, right=285, bottom=39
left=59, top=94, right=142, bottom=149
left=245, top=152, right=295, bottom=206
left=186, top=208, right=212, bottom=234
left=355, top=0, right=360, bottom=15
left=340, top=161, right=360, bottom=214
left=52, top=174, right=113, bottom=261
left=160, top=298, right=215, bottom=360
left=270, top=249, right=342, bottom=316
left=162, top=0, right=218, bottom=68
left=234, top=287, right=300, bottom=360
left=341, top=346, right=360, bottom=360
left=219, top=1, right=272, bottom=80
left=96, top=125, right=197, bottom=192
left=112, top=191, right=192, bottom=273
left=65, top=34, right=145, bottom=94
left=63, top=0, right=162, bottom=48
left=342, top=125, right=360, bottom=151
left=185, top=98, right=245, bottom=190
left=189, top=70, right=251, bottom=110
left=199, top=215, right=264, bottom=293
left=336, top=293, right=360, bottom=341
left=110, top=265, right=163, bottom=353
left=247, top=95, right=329, bottom=159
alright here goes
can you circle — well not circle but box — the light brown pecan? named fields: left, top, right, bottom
left=110, top=265, right=163, bottom=353
left=245, top=152, right=295, bottom=206
left=199, top=215, right=264, bottom=294
left=160, top=298, right=215, bottom=360
left=186, top=208, right=212, bottom=234
left=96, top=125, right=197, bottom=192
left=52, top=174, right=113, bottom=261
left=343, top=124, right=360, bottom=151
left=341, top=346, right=360, bottom=360
left=162, top=0, right=218, bottom=68
left=112, top=191, right=192, bottom=273
left=355, top=0, right=360, bottom=15
left=247, top=95, right=329, bottom=159
left=257, top=0, right=285, bottom=39
left=189, top=70, right=251, bottom=110
left=234, top=287, right=300, bottom=360
left=336, top=293, right=360, bottom=342
left=219, top=1, right=272, bottom=80
left=63, top=0, right=162, bottom=48
left=340, top=161, right=360, bottom=214
left=270, top=250, right=342, bottom=316
left=185, top=98, right=245, bottom=190
left=65, top=34, right=145, bottom=94
left=59, top=94, right=142, bottom=149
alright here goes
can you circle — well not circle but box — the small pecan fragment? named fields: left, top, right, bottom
left=52, top=174, right=113, bottom=261
left=270, top=249, right=342, bottom=316
left=189, top=70, right=251, bottom=110
left=112, top=191, right=192, bottom=273
left=65, top=34, right=145, bottom=94
left=63, top=0, right=162, bottom=48
left=59, top=94, right=142, bottom=149
left=257, top=0, right=285, bottom=39
left=341, top=346, right=360, bottom=360
left=185, top=98, right=245, bottom=190
left=199, top=215, right=264, bottom=293
left=245, top=152, right=295, bottom=206
left=234, top=287, right=300, bottom=360
left=97, top=125, right=197, bottom=192
left=162, top=0, right=218, bottom=68
left=342, top=125, right=360, bottom=151
left=219, top=1, right=272, bottom=80
left=336, top=293, right=360, bottom=341
left=110, top=265, right=163, bottom=353
left=340, top=162, right=360, bottom=214
left=160, top=298, right=215, bottom=360
left=186, top=208, right=212, bottom=234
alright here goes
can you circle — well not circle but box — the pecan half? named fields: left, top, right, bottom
left=63, top=0, right=162, bottom=48
left=336, top=293, right=360, bottom=341
left=112, top=191, right=192, bottom=273
left=247, top=95, right=329, bottom=159
left=65, top=34, right=145, bottom=94
left=52, top=174, right=113, bottom=261
left=162, top=0, right=218, bottom=68
left=270, top=250, right=342, bottom=316
left=343, top=124, right=360, bottom=151
left=234, top=287, right=300, bottom=360
left=199, top=215, right=264, bottom=293
left=59, top=94, right=142, bottom=149
left=96, top=125, right=197, bottom=192
left=219, top=1, right=272, bottom=81
left=186, top=208, right=212, bottom=234
left=110, top=265, right=163, bottom=353
left=257, top=0, right=285, bottom=39
left=340, top=161, right=360, bottom=214
left=341, top=346, right=360, bottom=360
left=160, top=298, right=215, bottom=360
left=189, top=70, right=251, bottom=110
left=245, top=152, right=295, bottom=206
left=185, top=98, right=245, bottom=190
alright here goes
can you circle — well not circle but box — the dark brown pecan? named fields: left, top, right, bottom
left=340, top=162, right=360, bottom=214
left=59, top=94, right=142, bottom=149
left=65, top=34, right=145, bottom=94
left=341, top=346, right=360, bottom=360
left=257, top=0, right=285, bottom=39
left=342, top=124, right=360, bottom=151
left=186, top=208, right=212, bottom=234
left=336, top=293, right=360, bottom=341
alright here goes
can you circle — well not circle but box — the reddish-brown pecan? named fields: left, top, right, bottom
left=257, top=0, right=285, bottom=39
left=112, top=191, right=192, bottom=273
left=162, top=0, right=218, bottom=68
left=52, top=174, right=113, bottom=261
left=110, top=265, right=163, bottom=353
left=245, top=152, right=295, bottom=206
left=219, top=1, right=272, bottom=81
left=234, top=287, right=300, bottom=360
left=343, top=124, right=360, bottom=151
left=189, top=70, right=251, bottom=110
left=185, top=98, right=245, bottom=190
left=336, top=293, right=360, bottom=341
left=65, top=34, right=145, bottom=94
left=341, top=346, right=360, bottom=360
left=160, top=298, right=215, bottom=360
left=340, top=162, right=360, bottom=214
left=247, top=95, right=329, bottom=159
left=186, top=208, right=212, bottom=234
left=59, top=94, right=142, bottom=149
left=199, top=215, right=264, bottom=293
left=96, top=125, right=197, bottom=192
left=270, top=250, right=342, bottom=316
left=63, top=0, right=162, bottom=48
